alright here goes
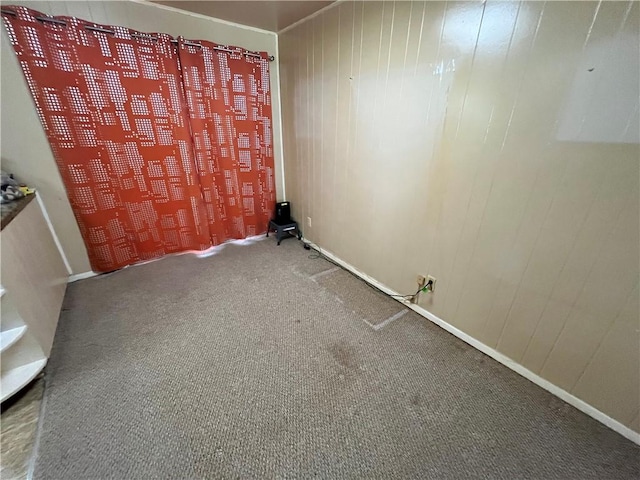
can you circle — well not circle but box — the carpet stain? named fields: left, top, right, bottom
left=328, top=342, right=358, bottom=370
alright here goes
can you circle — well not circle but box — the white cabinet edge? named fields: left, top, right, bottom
left=0, top=358, right=46, bottom=403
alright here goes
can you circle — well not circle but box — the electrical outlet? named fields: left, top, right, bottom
left=427, top=275, right=437, bottom=292
left=411, top=275, right=427, bottom=303
left=307, top=216, right=312, bottom=228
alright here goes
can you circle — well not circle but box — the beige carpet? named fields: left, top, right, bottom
left=34, top=237, right=639, bottom=479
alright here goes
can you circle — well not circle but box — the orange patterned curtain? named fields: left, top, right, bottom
left=178, top=39, right=275, bottom=244
left=1, top=6, right=276, bottom=272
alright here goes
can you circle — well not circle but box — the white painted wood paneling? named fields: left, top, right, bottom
left=279, top=0, right=640, bottom=432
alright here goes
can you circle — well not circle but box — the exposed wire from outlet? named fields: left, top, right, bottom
left=397, top=279, right=435, bottom=303
left=408, top=278, right=435, bottom=303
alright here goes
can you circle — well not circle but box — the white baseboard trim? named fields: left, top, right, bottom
left=303, top=239, right=640, bottom=446
left=67, top=271, right=98, bottom=283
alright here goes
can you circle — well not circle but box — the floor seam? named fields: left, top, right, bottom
left=371, top=309, right=409, bottom=331
left=309, top=267, right=341, bottom=281
left=308, top=266, right=408, bottom=331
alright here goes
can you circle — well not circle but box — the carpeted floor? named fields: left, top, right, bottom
left=34, top=237, right=639, bottom=479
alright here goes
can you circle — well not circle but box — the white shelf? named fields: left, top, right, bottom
left=0, top=325, right=27, bottom=353
left=1, top=358, right=46, bottom=403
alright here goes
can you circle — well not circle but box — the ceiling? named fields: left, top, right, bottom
left=152, top=1, right=334, bottom=33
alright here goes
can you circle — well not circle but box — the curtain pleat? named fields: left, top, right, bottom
left=178, top=39, right=276, bottom=244
left=2, top=6, right=276, bottom=272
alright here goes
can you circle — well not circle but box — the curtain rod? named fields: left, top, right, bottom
left=0, top=9, right=275, bottom=61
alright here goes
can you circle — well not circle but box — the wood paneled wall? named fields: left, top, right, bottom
left=279, top=1, right=639, bottom=432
